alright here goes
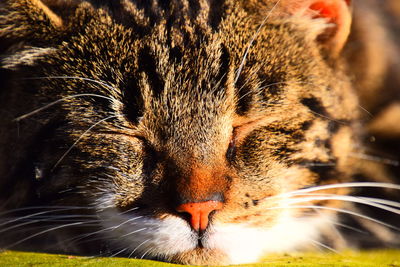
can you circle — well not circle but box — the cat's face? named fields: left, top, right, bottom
left=1, top=0, right=360, bottom=265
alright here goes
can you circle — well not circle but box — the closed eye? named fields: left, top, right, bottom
left=226, top=132, right=237, bottom=162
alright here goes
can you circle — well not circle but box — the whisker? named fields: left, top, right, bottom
left=128, top=239, right=150, bottom=258
left=0, top=220, right=42, bottom=234
left=266, top=205, right=400, bottom=231
left=308, top=110, right=348, bottom=125
left=349, top=152, right=399, bottom=166
left=235, top=65, right=264, bottom=103
left=299, top=162, right=337, bottom=167
left=14, top=93, right=121, bottom=122
left=331, top=221, right=368, bottom=234
left=299, top=194, right=400, bottom=208
left=119, top=207, right=140, bottom=215
left=259, top=183, right=400, bottom=205
left=358, top=104, right=373, bottom=118
left=4, top=222, right=101, bottom=238
left=140, top=247, right=153, bottom=259
left=110, top=248, right=128, bottom=258
left=358, top=197, right=400, bottom=208
left=309, top=239, right=338, bottom=253
left=234, top=0, right=281, bottom=84
left=70, top=235, right=117, bottom=247
left=283, top=182, right=400, bottom=197
left=236, top=87, right=253, bottom=103
left=0, top=207, right=93, bottom=227
left=256, top=80, right=317, bottom=91
left=4, top=220, right=99, bottom=249
left=283, top=195, right=400, bottom=215
left=66, top=216, right=144, bottom=244
left=0, top=206, right=92, bottom=218
left=0, top=215, right=99, bottom=234
left=208, top=72, right=228, bottom=96
left=349, top=205, right=400, bottom=244
left=52, top=115, right=120, bottom=170
left=120, top=227, right=147, bottom=238
left=23, top=214, right=99, bottom=220
left=312, top=209, right=368, bottom=234
left=22, top=76, right=118, bottom=93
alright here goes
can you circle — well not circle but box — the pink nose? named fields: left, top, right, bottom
left=176, top=201, right=223, bottom=231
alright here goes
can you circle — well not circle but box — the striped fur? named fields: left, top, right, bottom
left=0, top=0, right=399, bottom=265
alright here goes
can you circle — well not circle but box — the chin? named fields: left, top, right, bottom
left=99, top=209, right=329, bottom=265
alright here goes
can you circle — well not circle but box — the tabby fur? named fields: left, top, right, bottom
left=0, top=0, right=399, bottom=265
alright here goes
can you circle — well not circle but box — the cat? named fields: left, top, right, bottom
left=0, top=0, right=399, bottom=265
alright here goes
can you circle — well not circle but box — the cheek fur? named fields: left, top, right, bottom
left=98, top=209, right=198, bottom=256
left=1, top=0, right=399, bottom=265
left=96, top=192, right=336, bottom=265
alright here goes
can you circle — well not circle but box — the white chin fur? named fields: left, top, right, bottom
left=99, top=209, right=197, bottom=256
left=99, top=208, right=331, bottom=264
left=207, top=213, right=325, bottom=264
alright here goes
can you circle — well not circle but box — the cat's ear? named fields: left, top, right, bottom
left=279, top=0, right=352, bottom=57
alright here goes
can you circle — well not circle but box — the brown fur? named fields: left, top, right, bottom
left=0, top=0, right=399, bottom=265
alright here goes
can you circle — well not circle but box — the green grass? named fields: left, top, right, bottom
left=0, top=250, right=399, bottom=267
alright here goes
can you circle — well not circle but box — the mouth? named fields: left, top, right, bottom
left=196, top=235, right=205, bottom=248
left=193, top=227, right=210, bottom=248
left=98, top=206, right=329, bottom=265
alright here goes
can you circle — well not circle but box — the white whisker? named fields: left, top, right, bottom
left=313, top=209, right=368, bottom=234
left=266, top=205, right=400, bottom=231
left=299, top=162, right=337, bottom=167
left=120, top=227, right=147, bottom=238
left=119, top=207, right=140, bottom=215
left=0, top=220, right=41, bottom=234
left=140, top=247, right=153, bottom=259
left=349, top=152, right=399, bottom=166
left=128, top=239, right=150, bottom=258
left=309, top=239, right=338, bottom=253
left=0, top=215, right=99, bottom=234
left=299, top=194, right=400, bottom=208
left=52, top=115, right=120, bottom=170
left=308, top=110, right=348, bottom=125
left=259, top=183, right=400, bottom=206
left=283, top=195, right=400, bottom=215
left=22, top=76, right=118, bottom=93
left=4, top=220, right=99, bottom=249
left=234, top=0, right=281, bottom=84
left=66, top=216, right=144, bottom=244
left=0, top=208, right=93, bottom=227
left=256, top=80, right=317, bottom=91
left=235, top=65, right=264, bottom=102
left=284, top=182, right=400, bottom=197
left=0, top=206, right=92, bottom=218
left=332, top=221, right=368, bottom=234
left=110, top=248, right=128, bottom=258
left=358, top=197, right=400, bottom=208
left=14, top=93, right=121, bottom=122
left=358, top=104, right=373, bottom=117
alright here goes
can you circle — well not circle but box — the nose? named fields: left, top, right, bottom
left=176, top=201, right=223, bottom=231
